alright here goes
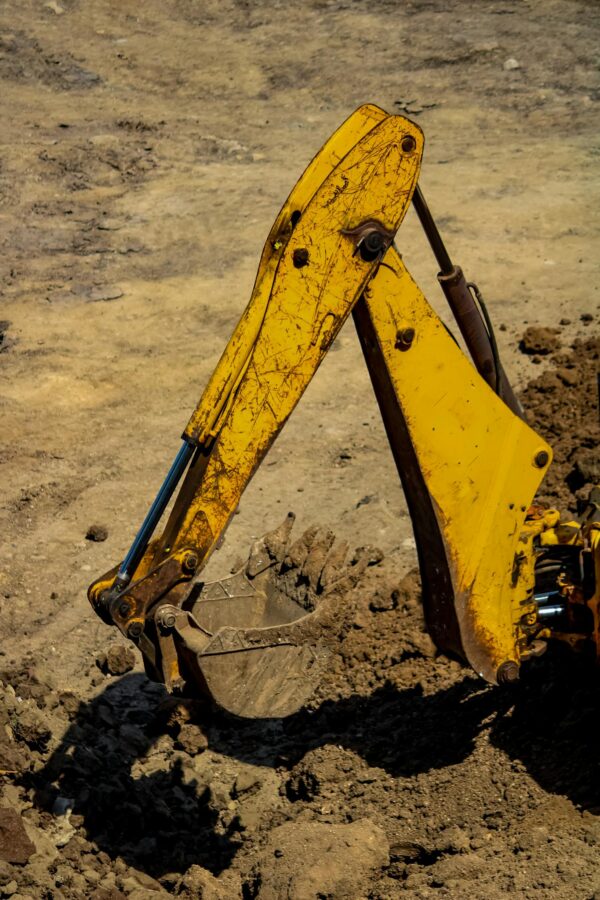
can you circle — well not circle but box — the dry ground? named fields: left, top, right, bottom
left=1, top=0, right=599, bottom=898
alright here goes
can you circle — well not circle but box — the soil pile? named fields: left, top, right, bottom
left=520, top=332, right=599, bottom=511
left=1, top=541, right=600, bottom=898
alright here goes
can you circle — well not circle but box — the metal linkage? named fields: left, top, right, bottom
left=412, top=185, right=453, bottom=275
left=412, top=185, right=523, bottom=419
left=111, top=439, right=195, bottom=594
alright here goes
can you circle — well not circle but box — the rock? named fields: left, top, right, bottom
left=232, top=771, right=262, bottom=798
left=89, top=889, right=127, bottom=900
left=98, top=645, right=136, bottom=676
left=86, top=524, right=108, bottom=542
left=58, top=692, right=79, bottom=716
left=391, top=568, right=422, bottom=610
left=85, top=286, right=124, bottom=302
left=351, top=545, right=384, bottom=567
left=50, top=810, right=77, bottom=849
left=369, top=590, right=397, bottom=612
left=0, top=861, right=15, bottom=886
left=503, top=57, right=521, bottom=70
left=559, top=317, right=571, bottom=325
left=12, top=707, right=51, bottom=750
left=581, top=312, right=594, bottom=323
left=428, top=851, right=489, bottom=882
left=2, top=881, right=18, bottom=897
left=153, top=697, right=201, bottom=734
left=119, top=871, right=165, bottom=894
left=519, top=326, right=561, bottom=355
left=175, top=724, right=208, bottom=755
left=556, top=366, right=578, bottom=387
left=235, top=805, right=262, bottom=832
left=0, top=809, right=36, bottom=864
left=574, top=450, right=600, bottom=485
left=127, top=892, right=168, bottom=900
left=177, top=864, right=226, bottom=899
left=433, top=825, right=471, bottom=854
left=248, top=819, right=389, bottom=899
left=288, top=747, right=363, bottom=803
left=0, top=739, right=28, bottom=776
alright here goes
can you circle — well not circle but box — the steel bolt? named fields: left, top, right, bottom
left=496, top=660, right=520, bottom=684
left=292, top=248, right=309, bottom=268
left=127, top=621, right=143, bottom=640
left=395, top=327, right=415, bottom=349
left=402, top=134, right=417, bottom=153
left=533, top=450, right=549, bottom=468
left=182, top=552, right=199, bottom=574
left=156, top=605, right=178, bottom=631
left=118, top=600, right=131, bottom=618
left=362, top=231, right=385, bottom=255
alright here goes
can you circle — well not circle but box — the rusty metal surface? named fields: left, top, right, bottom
left=437, top=265, right=522, bottom=417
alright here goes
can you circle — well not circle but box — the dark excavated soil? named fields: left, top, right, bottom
left=520, top=334, right=599, bottom=512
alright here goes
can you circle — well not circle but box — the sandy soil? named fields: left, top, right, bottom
left=1, top=0, right=599, bottom=897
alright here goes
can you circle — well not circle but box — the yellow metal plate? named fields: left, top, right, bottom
left=362, top=249, right=552, bottom=682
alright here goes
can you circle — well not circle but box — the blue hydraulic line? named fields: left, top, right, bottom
left=113, top=440, right=195, bottom=590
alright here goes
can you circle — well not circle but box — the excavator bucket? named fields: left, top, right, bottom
left=161, top=514, right=369, bottom=718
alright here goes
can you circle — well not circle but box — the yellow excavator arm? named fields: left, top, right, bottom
left=88, top=105, right=600, bottom=718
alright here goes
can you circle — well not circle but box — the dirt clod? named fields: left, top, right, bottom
left=247, top=819, right=388, bottom=900
left=519, top=325, right=561, bottom=355
left=0, top=809, right=35, bottom=864
left=86, top=525, right=109, bottom=542
left=98, top=646, right=136, bottom=676
left=175, top=724, right=208, bottom=756
left=520, top=336, right=599, bottom=510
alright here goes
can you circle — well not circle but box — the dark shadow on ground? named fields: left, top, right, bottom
left=31, top=646, right=599, bottom=879
left=30, top=675, right=242, bottom=878
left=488, top=646, right=600, bottom=812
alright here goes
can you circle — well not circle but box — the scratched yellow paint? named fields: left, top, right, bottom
left=163, top=114, right=423, bottom=572
left=184, top=104, right=389, bottom=446
left=362, top=249, right=552, bottom=682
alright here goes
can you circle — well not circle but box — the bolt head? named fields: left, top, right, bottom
left=395, top=327, right=415, bottom=349
left=496, top=660, right=520, bottom=684
left=362, top=231, right=385, bottom=255
left=182, top=552, right=199, bottom=573
left=292, top=248, right=309, bottom=268
left=534, top=450, right=549, bottom=468
left=156, top=605, right=179, bottom=633
left=402, top=134, right=417, bottom=153
left=127, top=621, right=143, bottom=640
